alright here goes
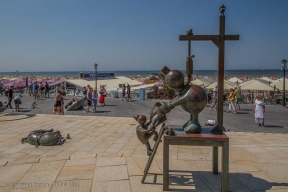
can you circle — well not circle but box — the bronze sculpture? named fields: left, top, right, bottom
left=134, top=115, right=159, bottom=156
left=21, top=129, right=68, bottom=148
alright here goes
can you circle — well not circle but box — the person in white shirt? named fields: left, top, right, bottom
left=92, top=89, right=99, bottom=112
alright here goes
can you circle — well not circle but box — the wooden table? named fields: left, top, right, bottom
left=163, top=126, right=229, bottom=191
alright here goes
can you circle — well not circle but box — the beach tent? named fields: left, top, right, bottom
left=228, top=77, right=243, bottom=83
left=270, top=79, right=288, bottom=90
left=241, top=80, right=274, bottom=91
left=206, top=80, right=236, bottom=90
left=191, top=79, right=210, bottom=86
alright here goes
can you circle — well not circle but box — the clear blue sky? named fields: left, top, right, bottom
left=1, top=0, right=288, bottom=72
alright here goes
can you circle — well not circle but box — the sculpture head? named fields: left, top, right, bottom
left=165, top=70, right=185, bottom=91
left=133, top=115, right=147, bottom=125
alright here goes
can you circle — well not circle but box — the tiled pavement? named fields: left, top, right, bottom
left=0, top=114, right=288, bottom=192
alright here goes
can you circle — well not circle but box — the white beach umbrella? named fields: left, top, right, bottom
left=259, top=76, right=274, bottom=82
left=228, top=77, right=243, bottom=83
left=239, top=79, right=257, bottom=87
left=241, top=80, right=274, bottom=91
left=270, top=79, right=288, bottom=90
left=191, top=79, right=210, bottom=86
left=206, top=80, right=236, bottom=90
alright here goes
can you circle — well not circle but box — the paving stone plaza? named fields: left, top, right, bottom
left=0, top=95, right=288, bottom=191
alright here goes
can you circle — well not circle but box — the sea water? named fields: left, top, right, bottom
left=0, top=69, right=284, bottom=78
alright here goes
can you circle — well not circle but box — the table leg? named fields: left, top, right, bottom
left=222, top=141, right=229, bottom=192
left=213, top=146, right=218, bottom=174
left=163, top=139, right=169, bottom=191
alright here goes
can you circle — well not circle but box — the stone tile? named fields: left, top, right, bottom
left=70, top=153, right=97, bottom=159
left=3, top=144, right=27, bottom=154
left=130, top=175, right=163, bottom=191
left=96, top=157, right=126, bottom=167
left=65, top=158, right=96, bottom=167
left=91, top=180, right=130, bottom=192
left=7, top=158, right=39, bottom=165
left=57, top=165, right=95, bottom=181
left=29, top=160, right=66, bottom=172
left=14, top=170, right=59, bottom=191
left=0, top=160, right=8, bottom=166
left=0, top=186, right=13, bottom=192
left=133, top=158, right=162, bottom=174
left=0, top=164, right=33, bottom=187
left=104, top=148, right=121, bottom=153
left=50, top=179, right=92, bottom=192
left=40, top=155, right=70, bottom=162
left=93, top=165, right=128, bottom=181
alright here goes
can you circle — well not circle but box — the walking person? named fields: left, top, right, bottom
left=39, top=82, right=45, bottom=98
left=14, top=94, right=23, bottom=112
left=33, top=82, right=39, bottom=99
left=6, top=86, right=14, bottom=109
left=86, top=88, right=93, bottom=112
left=29, top=82, right=33, bottom=96
left=99, top=85, right=106, bottom=106
left=53, top=90, right=63, bottom=115
left=44, top=82, right=50, bottom=98
left=254, top=94, right=265, bottom=127
left=0, top=80, right=3, bottom=96
left=92, top=88, right=98, bottom=112
left=209, top=87, right=218, bottom=111
left=234, top=86, right=242, bottom=110
left=127, top=84, right=131, bottom=101
left=226, top=88, right=237, bottom=114
left=122, top=84, right=126, bottom=101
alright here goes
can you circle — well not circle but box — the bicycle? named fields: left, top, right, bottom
left=75, top=89, right=83, bottom=97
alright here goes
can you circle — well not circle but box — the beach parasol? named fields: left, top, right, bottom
left=270, top=79, right=288, bottom=90
left=228, top=77, right=243, bottom=83
left=241, top=80, right=274, bottom=91
left=191, top=79, right=210, bottom=86
left=239, top=79, right=257, bottom=87
left=259, top=76, right=274, bottom=82
left=206, top=80, right=236, bottom=90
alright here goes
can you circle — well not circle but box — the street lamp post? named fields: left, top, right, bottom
left=94, top=63, right=98, bottom=90
left=281, top=59, right=287, bottom=106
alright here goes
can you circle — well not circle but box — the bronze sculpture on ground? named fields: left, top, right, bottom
left=21, top=129, right=69, bottom=148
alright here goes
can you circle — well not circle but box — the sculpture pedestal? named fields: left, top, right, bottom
left=163, top=126, right=229, bottom=192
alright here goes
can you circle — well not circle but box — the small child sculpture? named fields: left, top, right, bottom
left=134, top=115, right=159, bottom=156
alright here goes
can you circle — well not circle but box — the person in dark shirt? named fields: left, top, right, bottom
left=6, top=86, right=13, bottom=109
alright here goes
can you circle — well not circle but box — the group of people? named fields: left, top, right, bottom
left=121, top=84, right=131, bottom=101
left=29, top=81, right=50, bottom=99
left=1, top=86, right=23, bottom=112
left=208, top=85, right=266, bottom=127
left=81, top=84, right=107, bottom=113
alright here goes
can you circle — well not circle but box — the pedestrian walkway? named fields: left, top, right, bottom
left=0, top=114, right=287, bottom=191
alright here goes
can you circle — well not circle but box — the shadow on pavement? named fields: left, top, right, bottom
left=143, top=171, right=288, bottom=191
left=0, top=113, right=36, bottom=122
left=264, top=125, right=284, bottom=128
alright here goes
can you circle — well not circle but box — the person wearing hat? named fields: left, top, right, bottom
left=209, top=86, right=218, bottom=111
left=254, top=94, right=265, bottom=127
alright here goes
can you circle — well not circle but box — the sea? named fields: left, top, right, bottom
left=0, top=69, right=285, bottom=78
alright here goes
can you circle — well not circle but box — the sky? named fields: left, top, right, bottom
left=1, top=0, right=288, bottom=72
